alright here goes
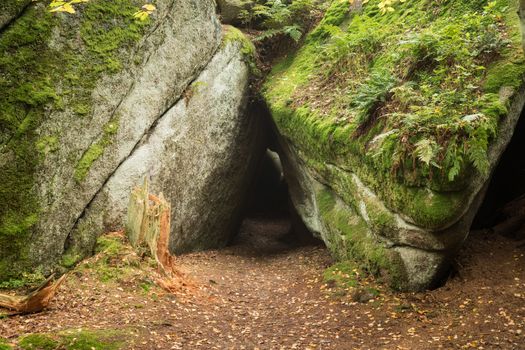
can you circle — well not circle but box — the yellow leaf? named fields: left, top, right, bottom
left=49, top=1, right=65, bottom=7
left=142, top=4, right=156, bottom=13
left=133, top=11, right=149, bottom=21
left=61, top=3, right=76, bottom=13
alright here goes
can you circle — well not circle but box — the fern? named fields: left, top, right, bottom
left=467, top=140, right=490, bottom=175
left=351, top=69, right=396, bottom=125
left=254, top=25, right=302, bottom=42
left=415, top=139, right=439, bottom=166
left=243, top=0, right=317, bottom=43
left=283, top=25, right=303, bottom=42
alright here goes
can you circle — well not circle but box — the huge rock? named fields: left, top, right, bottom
left=66, top=29, right=264, bottom=258
left=0, top=0, right=259, bottom=279
left=263, top=0, right=525, bottom=290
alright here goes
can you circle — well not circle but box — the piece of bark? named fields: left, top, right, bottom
left=0, top=274, right=67, bottom=314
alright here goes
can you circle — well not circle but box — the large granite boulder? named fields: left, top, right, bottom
left=66, top=28, right=265, bottom=258
left=0, top=0, right=260, bottom=280
left=263, top=0, right=525, bottom=290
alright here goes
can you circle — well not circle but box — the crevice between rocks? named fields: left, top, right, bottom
left=0, top=0, right=32, bottom=34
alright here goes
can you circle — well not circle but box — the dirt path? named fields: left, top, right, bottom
left=1, top=215, right=525, bottom=349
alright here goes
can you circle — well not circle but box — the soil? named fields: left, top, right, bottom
left=1, top=214, right=524, bottom=349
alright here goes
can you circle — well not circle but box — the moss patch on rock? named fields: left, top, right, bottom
left=223, top=25, right=259, bottom=75
left=316, top=187, right=406, bottom=289
left=263, top=0, right=525, bottom=228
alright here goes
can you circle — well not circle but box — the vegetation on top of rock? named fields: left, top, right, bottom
left=264, top=0, right=525, bottom=191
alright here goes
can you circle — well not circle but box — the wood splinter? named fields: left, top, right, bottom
left=0, top=274, right=67, bottom=315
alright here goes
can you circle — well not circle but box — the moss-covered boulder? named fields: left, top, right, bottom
left=0, top=0, right=261, bottom=280
left=263, top=0, right=525, bottom=290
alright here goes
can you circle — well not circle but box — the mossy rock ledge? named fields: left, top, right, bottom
left=263, top=0, right=525, bottom=290
left=0, top=0, right=263, bottom=280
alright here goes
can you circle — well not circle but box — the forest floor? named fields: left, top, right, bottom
left=1, top=214, right=525, bottom=350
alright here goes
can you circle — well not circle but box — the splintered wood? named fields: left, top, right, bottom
left=126, top=179, right=194, bottom=294
left=0, top=274, right=66, bottom=315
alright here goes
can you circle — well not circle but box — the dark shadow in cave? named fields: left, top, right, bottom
left=471, top=106, right=525, bottom=232
left=230, top=148, right=323, bottom=257
left=227, top=99, right=322, bottom=256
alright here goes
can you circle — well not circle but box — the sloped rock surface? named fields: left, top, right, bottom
left=66, top=38, right=264, bottom=257
left=0, top=0, right=261, bottom=279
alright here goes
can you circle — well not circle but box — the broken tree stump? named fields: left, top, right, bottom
left=0, top=274, right=67, bottom=314
left=126, top=179, right=193, bottom=293
left=126, top=179, right=173, bottom=267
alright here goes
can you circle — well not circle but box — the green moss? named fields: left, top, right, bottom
left=315, top=188, right=406, bottom=289
left=18, top=330, right=125, bottom=350
left=36, top=136, right=59, bottom=156
left=323, top=261, right=359, bottom=289
left=222, top=25, right=259, bottom=75
left=61, top=251, right=81, bottom=268
left=317, top=188, right=336, bottom=213
left=0, top=271, right=45, bottom=289
left=95, top=234, right=125, bottom=257
left=77, top=234, right=139, bottom=283
left=0, top=338, right=12, bottom=350
left=19, top=334, right=58, bottom=350
left=484, top=60, right=525, bottom=93
left=74, top=118, right=119, bottom=182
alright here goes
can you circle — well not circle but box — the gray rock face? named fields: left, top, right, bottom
left=216, top=0, right=254, bottom=24
left=28, top=0, right=222, bottom=273
left=66, top=39, right=265, bottom=257
left=0, top=0, right=261, bottom=278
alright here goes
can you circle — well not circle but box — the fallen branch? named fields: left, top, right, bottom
left=0, top=274, right=67, bottom=315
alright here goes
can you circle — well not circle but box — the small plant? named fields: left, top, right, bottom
left=241, top=0, right=320, bottom=43
left=351, top=69, right=397, bottom=125
left=49, top=0, right=89, bottom=14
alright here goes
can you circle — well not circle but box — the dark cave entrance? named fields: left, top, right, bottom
left=470, top=106, right=525, bottom=237
left=231, top=148, right=321, bottom=255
